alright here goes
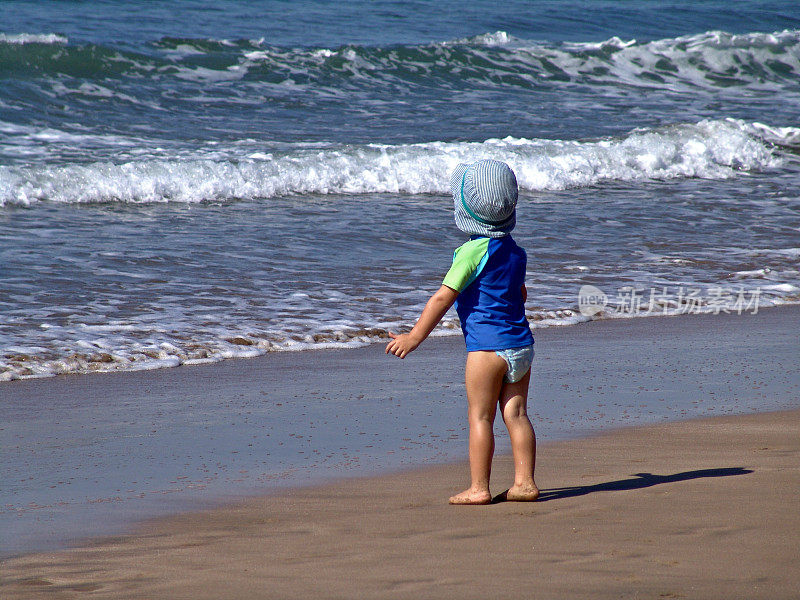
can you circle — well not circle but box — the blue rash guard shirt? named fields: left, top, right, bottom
left=442, top=235, right=534, bottom=352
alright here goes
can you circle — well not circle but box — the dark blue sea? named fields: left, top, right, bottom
left=1, top=0, right=799, bottom=556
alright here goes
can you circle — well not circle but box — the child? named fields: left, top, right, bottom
left=386, top=159, right=539, bottom=505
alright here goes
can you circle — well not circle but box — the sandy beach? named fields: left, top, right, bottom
left=2, top=305, right=799, bottom=598
left=2, top=408, right=798, bottom=599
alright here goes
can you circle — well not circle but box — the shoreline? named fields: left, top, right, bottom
left=3, top=301, right=798, bottom=384
left=1, top=305, right=799, bottom=560
left=2, top=408, right=798, bottom=598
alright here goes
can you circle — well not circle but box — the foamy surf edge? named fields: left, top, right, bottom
left=2, top=299, right=798, bottom=383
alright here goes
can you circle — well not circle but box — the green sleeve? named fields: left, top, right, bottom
left=442, top=237, right=491, bottom=292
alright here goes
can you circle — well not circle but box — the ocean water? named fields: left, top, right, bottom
left=1, top=0, right=799, bottom=381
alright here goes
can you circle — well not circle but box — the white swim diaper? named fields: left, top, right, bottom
left=495, top=344, right=534, bottom=383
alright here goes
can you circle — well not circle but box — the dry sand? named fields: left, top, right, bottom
left=2, top=407, right=799, bottom=599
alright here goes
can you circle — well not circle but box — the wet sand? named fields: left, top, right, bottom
left=2, top=408, right=798, bottom=599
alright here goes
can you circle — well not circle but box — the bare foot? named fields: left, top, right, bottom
left=506, top=484, right=540, bottom=502
left=449, top=487, right=492, bottom=505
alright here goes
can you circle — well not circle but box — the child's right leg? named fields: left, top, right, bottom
left=448, top=350, right=507, bottom=505
left=499, top=370, right=539, bottom=501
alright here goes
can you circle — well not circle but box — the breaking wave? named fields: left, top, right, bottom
left=0, top=32, right=68, bottom=45
left=1, top=119, right=795, bottom=206
left=1, top=29, right=799, bottom=92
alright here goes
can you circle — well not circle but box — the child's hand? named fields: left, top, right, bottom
left=384, top=286, right=457, bottom=359
left=385, top=332, right=420, bottom=359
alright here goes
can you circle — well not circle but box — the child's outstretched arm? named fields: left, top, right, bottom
left=385, top=285, right=458, bottom=359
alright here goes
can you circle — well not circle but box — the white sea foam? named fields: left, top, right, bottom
left=762, top=283, right=799, bottom=293
left=562, top=36, right=638, bottom=51
left=49, top=82, right=147, bottom=107
left=0, top=32, right=68, bottom=44
left=749, top=122, right=800, bottom=147
left=732, top=268, right=772, bottom=279
left=516, top=29, right=800, bottom=92
left=0, top=119, right=789, bottom=206
left=451, top=30, right=516, bottom=47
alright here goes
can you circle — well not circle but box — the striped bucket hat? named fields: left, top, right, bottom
left=450, top=159, right=518, bottom=238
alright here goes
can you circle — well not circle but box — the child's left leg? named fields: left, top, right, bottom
left=449, top=351, right=507, bottom=505
left=499, top=370, right=539, bottom=501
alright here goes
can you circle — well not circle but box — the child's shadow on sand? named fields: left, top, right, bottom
left=492, top=467, right=753, bottom=503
